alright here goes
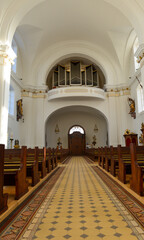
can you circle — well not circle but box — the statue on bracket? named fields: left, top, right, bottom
left=128, top=97, right=136, bottom=119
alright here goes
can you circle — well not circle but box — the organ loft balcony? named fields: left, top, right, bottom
left=46, top=59, right=106, bottom=101
left=48, top=86, right=105, bottom=100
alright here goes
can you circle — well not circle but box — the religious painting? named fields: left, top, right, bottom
left=16, top=99, right=23, bottom=121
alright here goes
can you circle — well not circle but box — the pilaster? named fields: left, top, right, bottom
left=0, top=43, right=16, bottom=146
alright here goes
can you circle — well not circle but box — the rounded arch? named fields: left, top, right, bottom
left=32, top=41, right=119, bottom=86
left=68, top=125, right=85, bottom=135
left=68, top=124, right=86, bottom=155
left=1, top=0, right=144, bottom=45
left=45, top=105, right=109, bottom=127
left=46, top=55, right=106, bottom=90
left=44, top=105, right=109, bottom=148
left=44, top=51, right=108, bottom=84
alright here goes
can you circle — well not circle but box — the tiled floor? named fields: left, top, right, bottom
left=18, top=157, right=144, bottom=240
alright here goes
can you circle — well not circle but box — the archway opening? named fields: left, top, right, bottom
left=46, top=57, right=106, bottom=90
left=45, top=106, right=109, bottom=149
left=68, top=125, right=85, bottom=156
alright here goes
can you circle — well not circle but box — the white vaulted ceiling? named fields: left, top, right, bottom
left=13, top=0, right=136, bottom=85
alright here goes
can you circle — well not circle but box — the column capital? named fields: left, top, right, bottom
left=0, top=43, right=16, bottom=65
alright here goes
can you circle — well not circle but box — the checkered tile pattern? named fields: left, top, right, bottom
left=20, top=157, right=144, bottom=240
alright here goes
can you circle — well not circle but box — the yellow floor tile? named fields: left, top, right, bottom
left=18, top=157, right=144, bottom=240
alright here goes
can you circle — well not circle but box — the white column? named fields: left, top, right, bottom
left=0, top=43, right=16, bottom=146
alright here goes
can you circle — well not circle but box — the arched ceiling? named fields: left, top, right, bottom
left=2, top=0, right=144, bottom=86
left=17, top=0, right=132, bottom=65
left=45, top=105, right=108, bottom=126
left=11, top=0, right=136, bottom=86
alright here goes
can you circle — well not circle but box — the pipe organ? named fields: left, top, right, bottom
left=53, top=61, right=99, bottom=88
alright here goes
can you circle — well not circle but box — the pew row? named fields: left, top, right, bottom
left=85, top=148, right=98, bottom=162
left=117, top=145, right=131, bottom=184
left=130, top=143, right=144, bottom=196
left=4, top=146, right=29, bottom=200
left=0, top=146, right=69, bottom=215
left=57, top=148, right=69, bottom=163
left=98, top=144, right=144, bottom=196
left=0, top=144, right=8, bottom=214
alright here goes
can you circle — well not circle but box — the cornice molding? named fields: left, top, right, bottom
left=10, top=71, right=47, bottom=98
left=104, top=83, right=130, bottom=92
left=21, top=85, right=47, bottom=98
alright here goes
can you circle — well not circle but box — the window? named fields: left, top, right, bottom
left=137, top=84, right=144, bottom=113
left=133, top=38, right=140, bottom=72
left=8, top=85, right=15, bottom=116
left=69, top=126, right=84, bottom=134
left=11, top=39, right=17, bottom=73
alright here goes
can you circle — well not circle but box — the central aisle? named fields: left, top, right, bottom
left=21, top=157, right=143, bottom=240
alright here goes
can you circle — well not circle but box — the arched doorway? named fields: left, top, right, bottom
left=68, top=126, right=85, bottom=156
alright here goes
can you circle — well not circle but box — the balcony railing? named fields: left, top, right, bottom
left=48, top=86, right=105, bottom=100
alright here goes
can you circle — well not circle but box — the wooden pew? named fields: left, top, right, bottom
left=37, top=147, right=47, bottom=178
left=110, top=146, right=119, bottom=177
left=50, top=148, right=54, bottom=170
left=104, top=147, right=111, bottom=172
left=117, top=145, right=131, bottom=183
left=98, top=147, right=102, bottom=166
left=27, top=147, right=40, bottom=186
left=52, top=148, right=58, bottom=168
left=46, top=148, right=52, bottom=173
left=101, top=147, right=105, bottom=169
left=0, top=144, right=8, bottom=214
left=57, top=148, right=69, bottom=163
left=85, top=148, right=97, bottom=162
left=95, top=148, right=99, bottom=161
left=130, top=143, right=144, bottom=195
left=4, top=146, right=28, bottom=200
left=98, top=147, right=107, bottom=169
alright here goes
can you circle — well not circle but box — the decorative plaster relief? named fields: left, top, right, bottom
left=21, top=89, right=47, bottom=98
left=0, top=43, right=16, bottom=65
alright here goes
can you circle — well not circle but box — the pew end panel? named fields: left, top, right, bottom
left=117, top=145, right=131, bottom=184
left=0, top=144, right=8, bottom=214
left=130, top=143, right=144, bottom=196
left=15, top=146, right=29, bottom=200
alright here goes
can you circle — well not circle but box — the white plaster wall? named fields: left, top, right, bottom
left=3, top=0, right=144, bottom=150
left=8, top=75, right=22, bottom=148
left=8, top=81, right=134, bottom=149
left=27, top=94, right=132, bottom=148
left=130, top=69, right=144, bottom=143
left=45, top=110, right=107, bottom=149
left=20, top=96, right=36, bottom=148
left=16, top=47, right=23, bottom=80
left=115, top=93, right=133, bottom=146
left=19, top=94, right=132, bottom=148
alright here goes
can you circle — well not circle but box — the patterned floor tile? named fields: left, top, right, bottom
left=1, top=157, right=144, bottom=240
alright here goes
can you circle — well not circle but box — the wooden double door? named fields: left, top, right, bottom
left=68, top=132, right=85, bottom=156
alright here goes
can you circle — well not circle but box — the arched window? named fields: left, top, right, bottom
left=12, top=39, right=17, bottom=73
left=137, top=84, right=144, bottom=113
left=69, top=126, right=84, bottom=134
left=133, top=38, right=140, bottom=72
left=8, top=85, right=15, bottom=116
